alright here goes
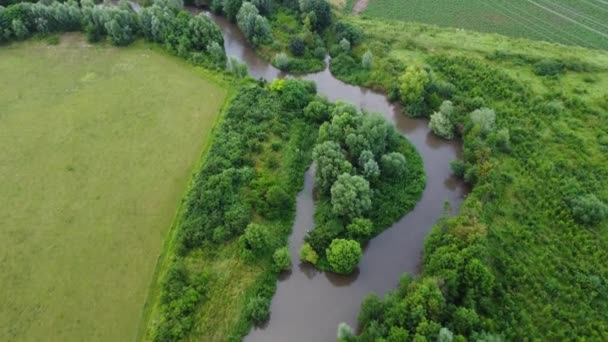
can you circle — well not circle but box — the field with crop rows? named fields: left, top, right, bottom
left=363, top=0, right=608, bottom=49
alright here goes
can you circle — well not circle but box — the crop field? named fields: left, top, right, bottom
left=362, top=0, right=608, bottom=50
left=0, top=34, right=227, bottom=341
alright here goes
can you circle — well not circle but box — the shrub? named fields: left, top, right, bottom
left=470, top=107, right=496, bottom=135
left=250, top=0, right=271, bottom=14
left=11, top=18, right=28, bottom=39
left=228, top=56, right=248, bottom=78
left=236, top=2, right=271, bottom=46
left=380, top=152, right=407, bottom=178
left=334, top=21, right=362, bottom=45
left=245, top=294, right=271, bottom=324
left=313, top=141, right=353, bottom=194
left=362, top=50, right=373, bottom=69
left=399, top=64, right=430, bottom=105
left=533, top=58, right=564, bottom=76
left=303, top=100, right=329, bottom=123
left=274, top=52, right=289, bottom=70
left=289, top=36, right=305, bottom=56
left=495, top=128, right=511, bottom=152
left=241, top=223, right=270, bottom=254
left=314, top=46, right=326, bottom=59
left=298, top=0, right=331, bottom=31
left=299, top=242, right=319, bottom=264
left=339, top=38, right=350, bottom=53
left=264, top=185, right=291, bottom=219
left=346, top=217, right=373, bottom=240
left=570, top=194, right=608, bottom=225
left=331, top=173, right=372, bottom=221
left=337, top=322, right=355, bottom=341
left=429, top=100, right=455, bottom=139
left=326, top=238, right=362, bottom=274
left=223, top=0, right=243, bottom=21
left=272, top=247, right=291, bottom=272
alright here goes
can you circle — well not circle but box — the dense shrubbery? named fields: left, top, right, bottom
left=0, top=0, right=226, bottom=68
left=349, top=46, right=608, bottom=340
left=301, top=101, right=425, bottom=273
left=151, top=80, right=322, bottom=340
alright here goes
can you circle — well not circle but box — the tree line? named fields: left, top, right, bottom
left=0, top=0, right=226, bottom=68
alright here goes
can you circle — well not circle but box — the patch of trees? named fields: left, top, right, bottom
left=0, top=0, right=226, bottom=68
left=153, top=79, right=321, bottom=340
left=299, top=101, right=425, bottom=274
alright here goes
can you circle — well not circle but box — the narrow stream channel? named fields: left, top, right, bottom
left=194, top=9, right=470, bottom=341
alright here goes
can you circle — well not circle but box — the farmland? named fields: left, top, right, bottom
left=0, top=34, right=227, bottom=341
left=362, top=0, right=608, bottom=50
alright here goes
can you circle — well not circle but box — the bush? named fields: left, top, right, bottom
left=399, top=64, right=430, bottom=105
left=272, top=247, right=291, bottom=272
left=326, top=238, right=362, bottom=274
left=223, top=0, right=243, bottom=21
left=570, top=194, right=608, bottom=225
left=241, top=223, right=270, bottom=254
left=470, top=107, right=496, bottom=135
left=245, top=294, right=271, bottom=324
left=299, top=242, right=319, bottom=264
left=236, top=2, right=271, bottom=46
left=264, top=185, right=292, bottom=219
left=337, top=322, right=355, bottom=341
left=274, top=52, right=289, bottom=70
left=346, top=217, right=373, bottom=240
left=331, top=173, right=372, bottom=221
left=362, top=50, right=373, bottom=69
left=533, top=58, right=564, bottom=76
left=380, top=152, right=407, bottom=178
left=289, top=36, right=305, bottom=56
left=429, top=100, right=455, bottom=139
left=339, top=38, right=350, bottom=54
left=304, top=100, right=330, bottom=123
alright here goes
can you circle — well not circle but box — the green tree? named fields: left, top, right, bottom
left=362, top=50, right=373, bottom=69
left=313, top=141, right=352, bottom=194
left=399, top=64, right=430, bottom=105
left=245, top=294, right=270, bottom=323
left=571, top=194, right=608, bottom=225
left=299, top=242, right=319, bottom=264
left=241, top=223, right=270, bottom=254
left=359, top=150, right=380, bottom=180
left=274, top=52, right=289, bottom=70
left=429, top=100, right=455, bottom=139
left=236, top=1, right=270, bottom=46
left=470, top=107, right=496, bottom=135
left=272, top=247, right=291, bottom=272
left=326, top=238, right=362, bottom=274
left=346, top=217, right=373, bottom=240
left=331, top=173, right=372, bottom=221
left=223, top=0, right=243, bottom=21
left=380, top=152, right=407, bottom=178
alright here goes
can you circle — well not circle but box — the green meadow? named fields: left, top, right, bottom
left=0, top=34, right=227, bottom=341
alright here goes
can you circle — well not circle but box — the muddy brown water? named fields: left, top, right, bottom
left=192, top=9, right=469, bottom=342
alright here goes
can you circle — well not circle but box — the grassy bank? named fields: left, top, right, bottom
left=0, top=34, right=228, bottom=341
left=330, top=15, right=608, bottom=340
left=362, top=0, right=608, bottom=50
left=142, top=80, right=320, bottom=341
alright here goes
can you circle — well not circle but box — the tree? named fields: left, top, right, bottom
left=437, top=327, right=454, bottom=342
left=272, top=247, right=291, bottom=272
left=331, top=173, right=372, bottom=221
left=313, top=141, right=352, bottom=194
left=274, top=52, right=289, bottom=70
left=289, top=35, right=305, bottom=56
left=299, top=242, right=319, bottom=264
left=346, top=217, right=373, bottom=240
left=245, top=294, right=271, bottom=323
left=359, top=150, right=380, bottom=180
left=11, top=18, right=28, bottom=39
left=380, top=152, right=407, bottom=178
left=358, top=293, right=384, bottom=327
left=362, top=50, right=373, bottom=69
left=326, top=238, right=362, bottom=274
left=470, top=107, right=496, bottom=135
left=339, top=37, right=350, bottom=53
left=429, top=100, right=455, bottom=139
left=337, top=322, right=355, bottom=342
left=264, top=185, right=291, bottom=218
left=223, top=0, right=243, bottom=21
left=299, top=0, right=331, bottom=31
left=399, top=64, right=430, bottom=105
left=251, top=0, right=272, bottom=14
left=570, top=194, right=608, bottom=225
left=236, top=2, right=270, bottom=46
left=303, top=100, right=329, bottom=123
left=241, top=223, right=270, bottom=254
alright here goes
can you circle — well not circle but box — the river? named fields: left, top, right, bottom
left=195, top=9, right=469, bottom=342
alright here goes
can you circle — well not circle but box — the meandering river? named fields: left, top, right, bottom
left=196, top=9, right=469, bottom=341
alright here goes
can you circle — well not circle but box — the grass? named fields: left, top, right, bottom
left=334, top=14, right=608, bottom=339
left=362, top=0, right=608, bottom=50
left=0, top=34, right=228, bottom=342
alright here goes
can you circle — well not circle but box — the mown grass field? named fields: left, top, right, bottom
left=0, top=34, right=227, bottom=341
left=363, top=0, right=608, bottom=50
